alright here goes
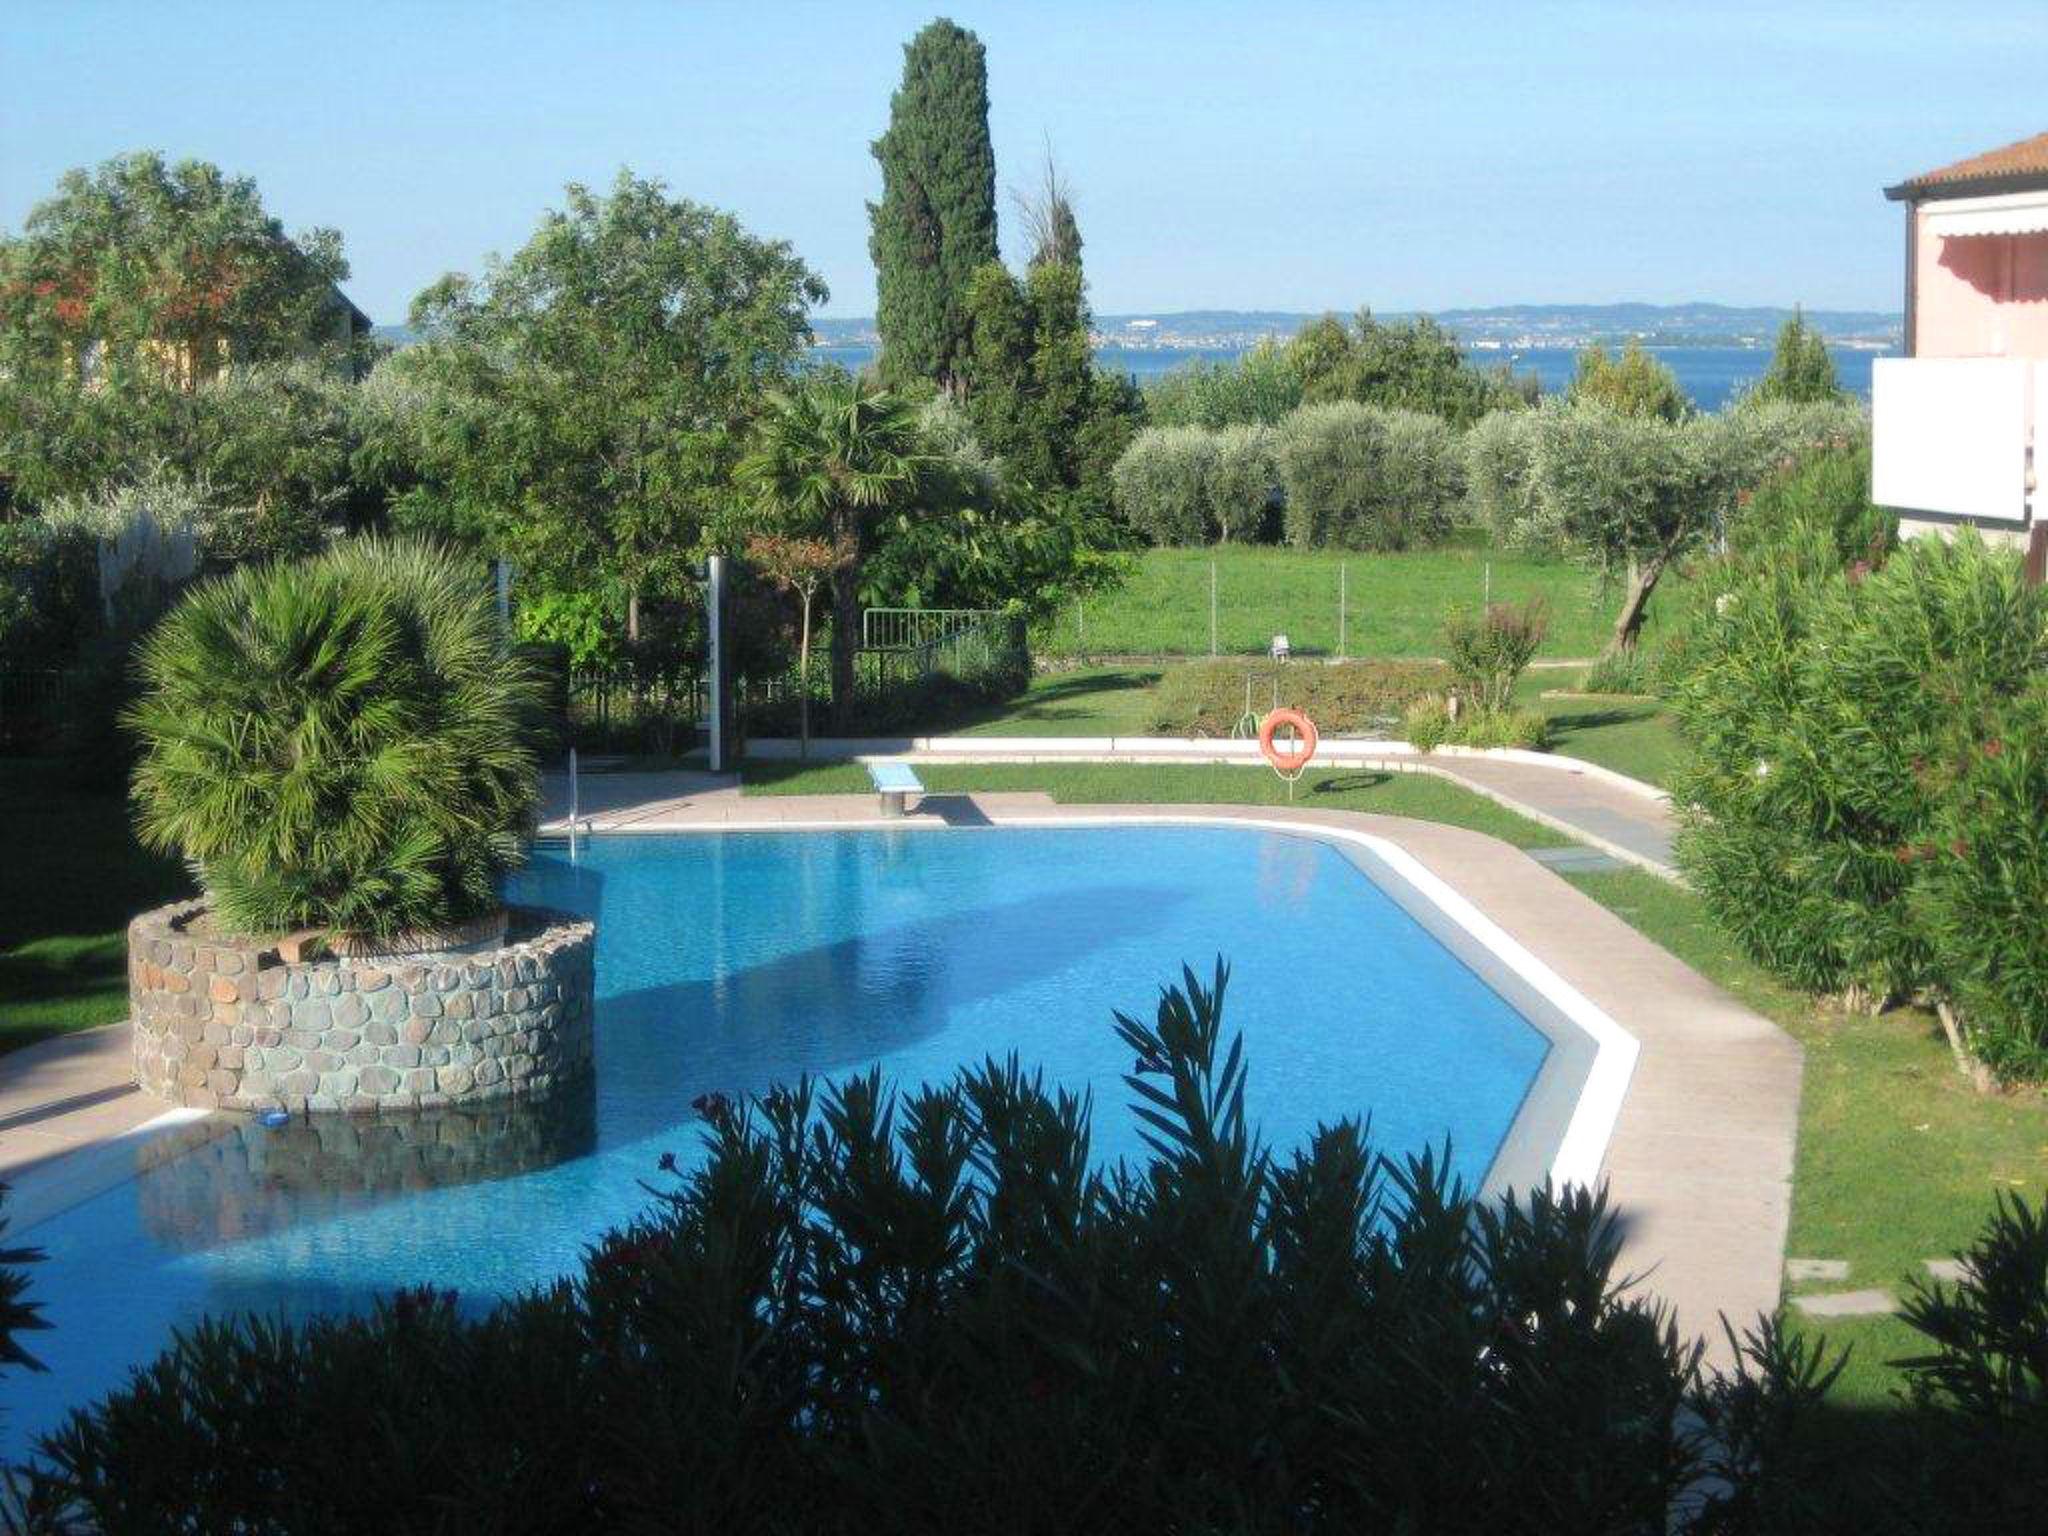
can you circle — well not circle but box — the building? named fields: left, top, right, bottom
left=1873, top=131, right=2047, bottom=568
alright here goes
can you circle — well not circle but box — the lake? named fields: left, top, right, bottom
left=807, top=342, right=1885, bottom=412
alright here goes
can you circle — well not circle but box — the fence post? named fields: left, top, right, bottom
left=1483, top=561, right=1492, bottom=607
left=1338, top=563, right=1347, bottom=660
left=1076, top=598, right=1085, bottom=652
left=1209, top=560, right=1218, bottom=657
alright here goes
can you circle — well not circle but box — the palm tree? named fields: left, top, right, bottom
left=736, top=372, right=926, bottom=727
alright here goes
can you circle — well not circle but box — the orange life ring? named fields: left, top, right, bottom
left=1259, top=707, right=1319, bottom=775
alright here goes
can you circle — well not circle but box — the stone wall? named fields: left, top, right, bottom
left=129, top=902, right=596, bottom=1114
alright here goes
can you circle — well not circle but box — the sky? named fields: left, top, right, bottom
left=5, top=1, right=2043, bottom=325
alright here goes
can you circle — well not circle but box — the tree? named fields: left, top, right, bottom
left=1286, top=310, right=1526, bottom=427
left=397, top=172, right=825, bottom=646
left=743, top=531, right=845, bottom=756
left=735, top=373, right=926, bottom=725
left=868, top=18, right=998, bottom=395
left=960, top=258, right=1139, bottom=514
left=1528, top=405, right=1719, bottom=653
left=1566, top=341, right=1687, bottom=422
left=0, top=152, right=349, bottom=389
left=1747, top=308, right=1844, bottom=406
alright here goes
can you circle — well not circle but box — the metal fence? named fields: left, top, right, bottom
left=0, top=669, right=69, bottom=747
left=563, top=667, right=705, bottom=757
left=861, top=608, right=1006, bottom=652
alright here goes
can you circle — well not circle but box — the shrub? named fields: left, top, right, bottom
left=0, top=517, right=97, bottom=675
left=1147, top=658, right=1445, bottom=736
left=1402, top=694, right=1453, bottom=751
left=1206, top=423, right=1277, bottom=543
left=1443, top=599, right=1546, bottom=714
left=1274, top=402, right=1458, bottom=551
left=128, top=537, right=545, bottom=944
left=1402, top=697, right=1548, bottom=753
left=1670, top=529, right=2048, bottom=1011
left=1722, top=431, right=1887, bottom=567
left=1111, top=426, right=1217, bottom=545
left=27, top=968, right=1729, bottom=1532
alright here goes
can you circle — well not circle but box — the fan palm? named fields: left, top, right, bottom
left=128, top=537, right=544, bottom=944
left=736, top=372, right=927, bottom=724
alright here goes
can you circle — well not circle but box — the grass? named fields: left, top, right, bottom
left=861, top=662, right=1690, bottom=792
left=1036, top=543, right=1695, bottom=660
left=0, top=757, right=194, bottom=1053
left=1565, top=868, right=2048, bottom=1407
left=1516, top=676, right=1686, bottom=788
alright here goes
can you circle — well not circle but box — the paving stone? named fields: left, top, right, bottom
left=1785, top=1258, right=1850, bottom=1283
left=1791, top=1289, right=1895, bottom=1318
left=1922, top=1258, right=1971, bottom=1284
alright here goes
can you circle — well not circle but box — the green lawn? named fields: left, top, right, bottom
left=1035, top=544, right=1693, bottom=660
left=1517, top=677, right=1686, bottom=788
left=1566, top=868, right=2048, bottom=1406
left=0, top=758, right=194, bottom=1053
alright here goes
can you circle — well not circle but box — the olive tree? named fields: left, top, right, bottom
left=1111, top=426, right=1216, bottom=545
left=1528, top=404, right=1720, bottom=654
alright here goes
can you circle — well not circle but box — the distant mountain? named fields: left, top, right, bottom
left=813, top=303, right=1900, bottom=352
left=388, top=303, right=1902, bottom=358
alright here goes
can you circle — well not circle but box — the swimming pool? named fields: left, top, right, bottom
left=6, top=822, right=1620, bottom=1456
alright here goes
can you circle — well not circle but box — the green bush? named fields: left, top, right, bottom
left=1147, top=658, right=1445, bottom=736
left=19, top=969, right=1727, bottom=1531
left=1402, top=696, right=1548, bottom=752
left=1443, top=600, right=1546, bottom=714
left=1670, top=530, right=2048, bottom=1016
left=1141, top=339, right=1302, bottom=428
left=0, top=517, right=97, bottom=675
left=1915, top=680, right=2048, bottom=1078
left=1401, top=694, right=1453, bottom=751
left=128, top=537, right=544, bottom=944
left=1111, top=426, right=1217, bottom=545
left=1274, top=402, right=1459, bottom=551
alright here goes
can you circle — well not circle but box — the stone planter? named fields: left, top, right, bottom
left=129, top=901, right=596, bottom=1114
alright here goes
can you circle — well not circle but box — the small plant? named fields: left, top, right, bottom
left=1442, top=598, right=1547, bottom=714
left=1456, top=707, right=1550, bottom=751
left=1402, top=694, right=1453, bottom=751
left=128, top=536, right=544, bottom=945
left=1579, top=647, right=1654, bottom=696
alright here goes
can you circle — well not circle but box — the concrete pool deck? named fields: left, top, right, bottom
left=2, top=784, right=1797, bottom=1366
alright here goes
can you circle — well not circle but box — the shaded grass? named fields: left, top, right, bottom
left=0, top=758, right=194, bottom=1053
left=950, top=666, right=1164, bottom=737
left=1036, top=544, right=1694, bottom=660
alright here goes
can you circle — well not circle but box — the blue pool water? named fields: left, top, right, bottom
left=5, top=825, right=1548, bottom=1455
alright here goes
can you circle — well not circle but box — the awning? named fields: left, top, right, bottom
left=1925, top=190, right=2048, bottom=239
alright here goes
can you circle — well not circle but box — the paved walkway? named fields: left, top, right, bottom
left=741, top=736, right=1682, bottom=878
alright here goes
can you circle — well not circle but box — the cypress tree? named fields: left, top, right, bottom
left=868, top=18, right=998, bottom=395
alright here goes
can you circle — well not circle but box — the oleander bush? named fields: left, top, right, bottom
left=1914, top=679, right=2048, bottom=1079
left=1670, top=524, right=2048, bottom=1051
left=127, top=536, right=545, bottom=944
left=1146, top=658, right=1444, bottom=737
left=12, top=981, right=2048, bottom=1531
left=5, top=969, right=1751, bottom=1532
left=1578, top=648, right=1656, bottom=696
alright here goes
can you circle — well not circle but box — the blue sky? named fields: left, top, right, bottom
left=5, top=1, right=2042, bottom=324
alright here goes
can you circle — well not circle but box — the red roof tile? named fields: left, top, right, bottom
left=1889, top=132, right=2048, bottom=199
